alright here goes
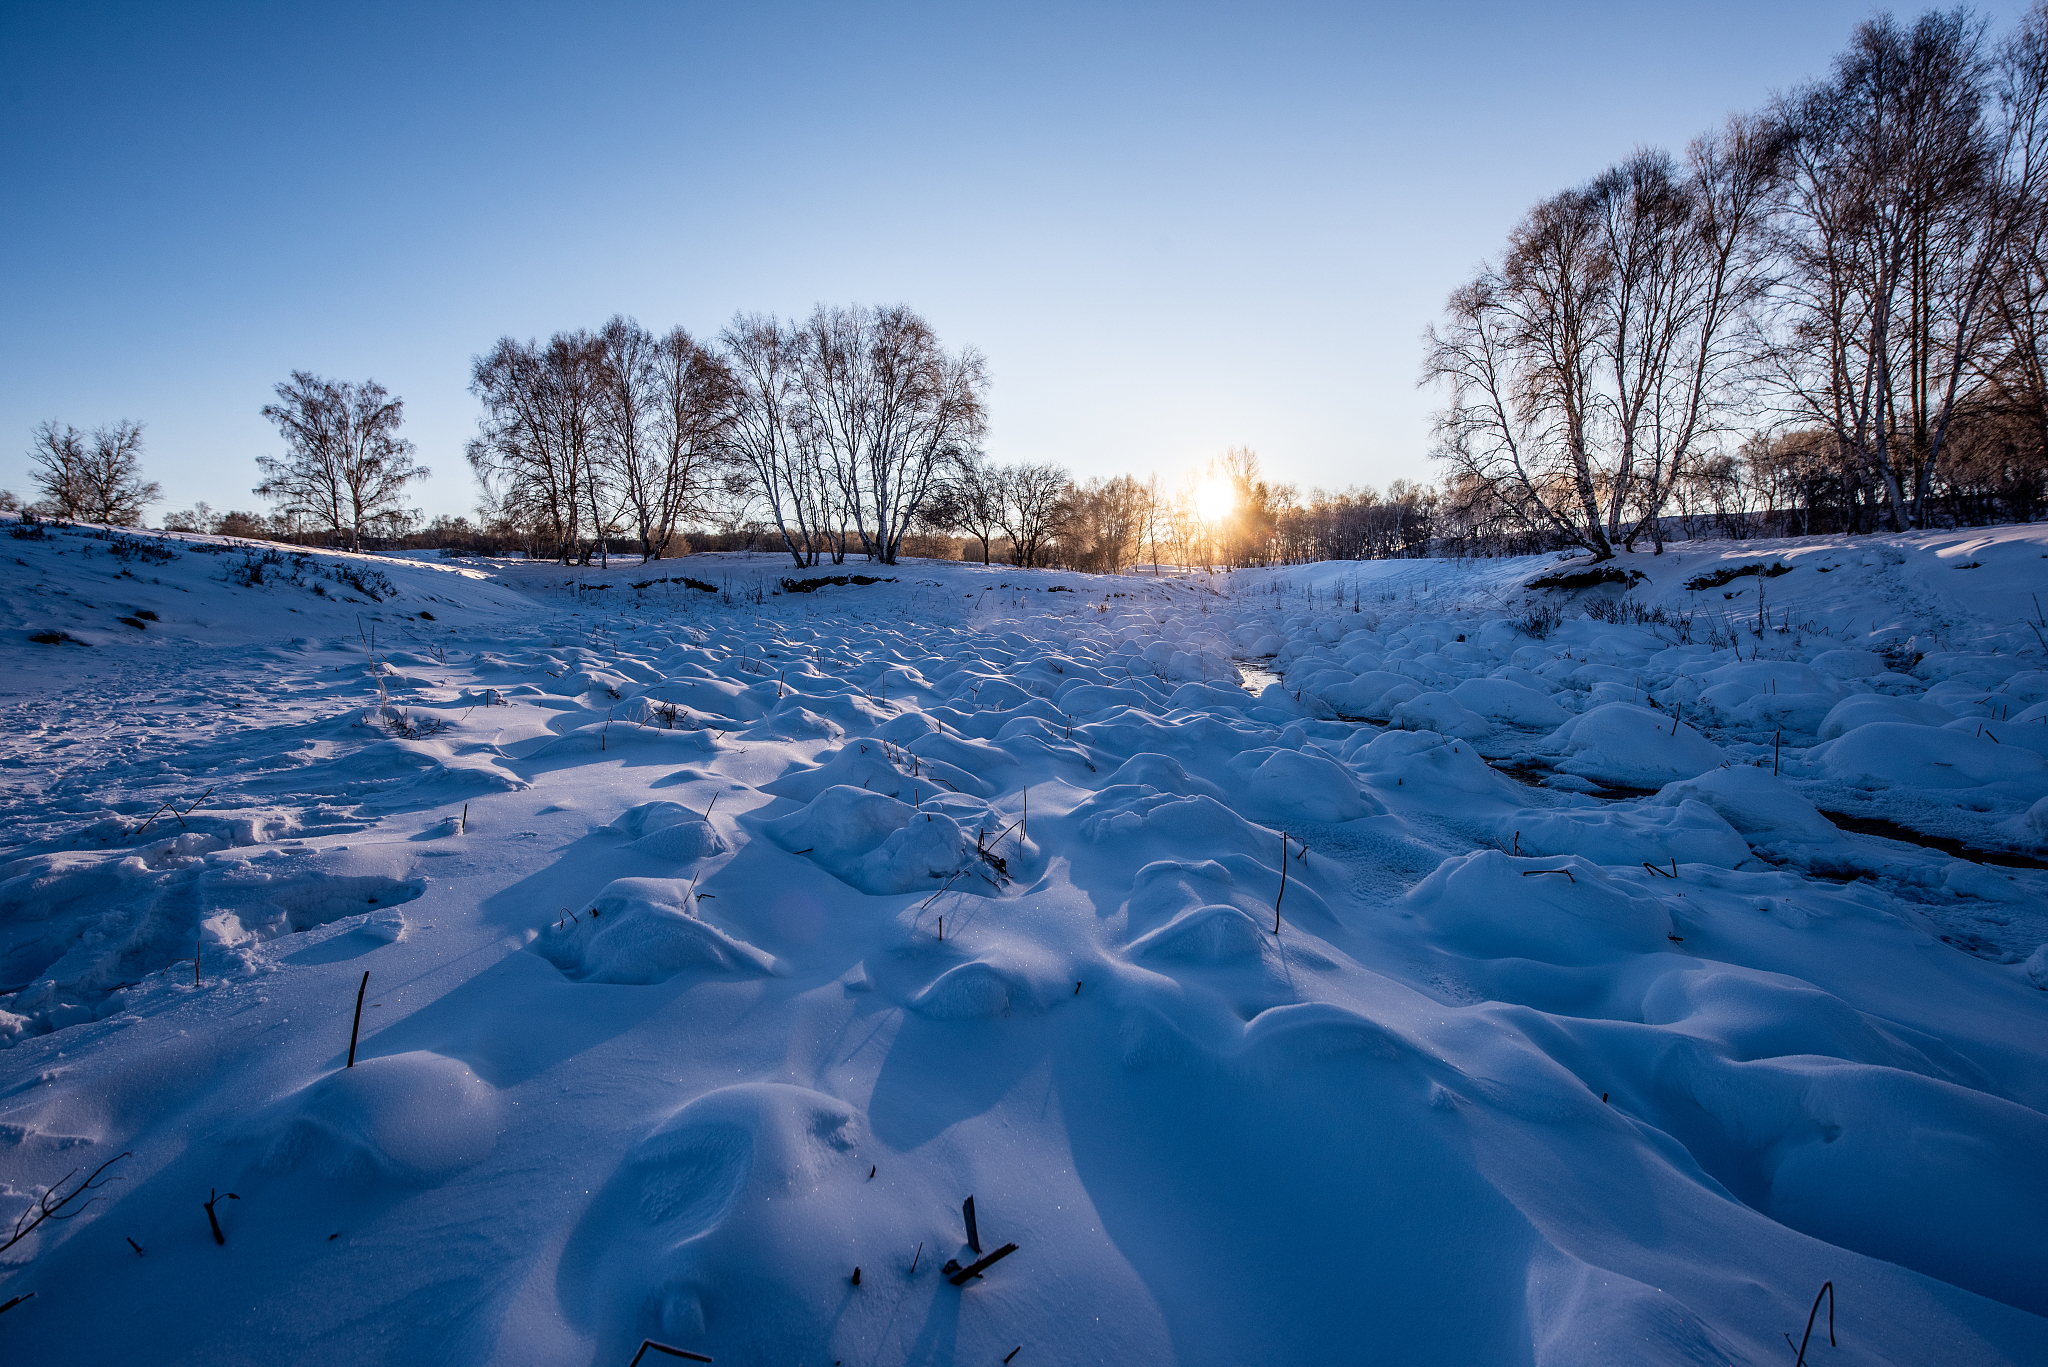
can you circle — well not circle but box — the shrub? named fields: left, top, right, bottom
left=106, top=534, right=180, bottom=564
left=1516, top=602, right=1566, bottom=638
left=1582, top=597, right=1672, bottom=626
left=332, top=564, right=393, bottom=601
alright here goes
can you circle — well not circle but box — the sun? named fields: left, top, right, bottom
left=1194, top=474, right=1236, bottom=524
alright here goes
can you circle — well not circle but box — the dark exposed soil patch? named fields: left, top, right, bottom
left=1526, top=566, right=1645, bottom=592
left=1819, top=810, right=2048, bottom=870
left=780, top=575, right=896, bottom=593
left=1684, top=561, right=1792, bottom=591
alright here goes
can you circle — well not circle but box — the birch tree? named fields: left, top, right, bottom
left=257, top=376, right=425, bottom=551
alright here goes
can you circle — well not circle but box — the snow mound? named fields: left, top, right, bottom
left=1809, top=648, right=1889, bottom=678
left=1068, top=788, right=1275, bottom=855
left=608, top=801, right=729, bottom=862
left=1403, top=851, right=1674, bottom=965
left=1229, top=747, right=1385, bottom=823
left=1813, top=721, right=2048, bottom=797
left=2008, top=796, right=2048, bottom=851
left=246, top=1051, right=498, bottom=1184
left=557, top=1083, right=859, bottom=1359
left=1321, top=670, right=1419, bottom=718
left=1101, top=752, right=1228, bottom=801
left=1488, top=799, right=1751, bottom=868
left=1818, top=693, right=1955, bottom=739
left=1387, top=691, right=1493, bottom=741
left=1129, top=903, right=1273, bottom=963
left=909, top=960, right=1038, bottom=1018
left=361, top=907, right=407, bottom=943
left=762, top=739, right=987, bottom=801
left=1449, top=677, right=1570, bottom=728
left=535, top=878, right=776, bottom=983
left=849, top=810, right=993, bottom=895
left=1544, top=702, right=1725, bottom=788
left=766, top=786, right=1001, bottom=894
left=1651, top=766, right=1840, bottom=846
left=1349, top=729, right=1518, bottom=798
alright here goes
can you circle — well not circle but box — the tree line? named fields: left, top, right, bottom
left=11, top=298, right=1436, bottom=573
left=1428, top=3, right=2048, bottom=559
left=455, top=307, right=1432, bottom=570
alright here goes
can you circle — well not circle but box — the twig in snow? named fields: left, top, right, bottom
left=1786, top=1282, right=1835, bottom=1366
left=0, top=1293, right=34, bottom=1316
left=346, top=970, right=369, bottom=1067
left=1275, top=831, right=1289, bottom=934
left=627, top=1341, right=712, bottom=1365
left=129, top=784, right=214, bottom=840
left=0, top=1150, right=131, bottom=1255
left=945, top=1242, right=1019, bottom=1285
left=1521, top=868, right=1575, bottom=883
left=203, top=1187, right=238, bottom=1245
left=963, top=1196, right=980, bottom=1254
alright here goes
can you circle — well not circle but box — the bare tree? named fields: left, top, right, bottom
left=467, top=334, right=605, bottom=562
left=1425, top=186, right=1616, bottom=557
left=1768, top=9, right=2017, bottom=530
left=257, top=375, right=427, bottom=551
left=1598, top=121, right=1783, bottom=550
left=1426, top=122, right=1778, bottom=558
left=921, top=450, right=1006, bottom=563
left=867, top=309, right=987, bottom=565
left=722, top=313, right=832, bottom=567
left=1975, top=4, right=2048, bottom=487
left=595, top=317, right=737, bottom=562
left=995, top=461, right=1070, bottom=568
left=29, top=420, right=158, bottom=524
left=789, top=303, right=988, bottom=565
left=1052, top=474, right=1153, bottom=572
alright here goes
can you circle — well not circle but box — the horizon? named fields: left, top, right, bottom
left=3, top=1, right=2032, bottom=523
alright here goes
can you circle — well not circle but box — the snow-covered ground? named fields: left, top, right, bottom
left=1, top=516, right=2045, bottom=1366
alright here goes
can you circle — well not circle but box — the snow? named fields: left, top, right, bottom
left=1, top=518, right=2046, bottom=1364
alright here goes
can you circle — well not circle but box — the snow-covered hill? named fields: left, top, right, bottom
left=1, top=515, right=2044, bottom=1366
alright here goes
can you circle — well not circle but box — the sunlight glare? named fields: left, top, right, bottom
left=1195, top=475, right=1236, bottom=524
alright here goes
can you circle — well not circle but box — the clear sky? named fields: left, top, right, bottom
left=2, top=1, right=2031, bottom=522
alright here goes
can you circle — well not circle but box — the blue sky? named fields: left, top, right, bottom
left=2, top=2, right=2029, bottom=522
